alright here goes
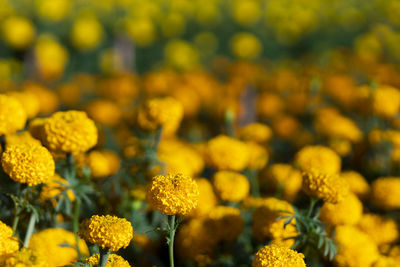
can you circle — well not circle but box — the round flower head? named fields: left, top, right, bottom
left=319, top=193, right=363, bottom=226
left=146, top=173, right=199, bottom=215
left=5, top=131, right=41, bottom=147
left=0, top=94, right=27, bottom=136
left=29, top=228, right=88, bottom=266
left=189, top=178, right=218, bottom=217
left=341, top=171, right=370, bottom=199
left=247, top=142, right=269, bottom=170
left=204, top=206, right=244, bottom=242
left=252, top=244, right=306, bottom=267
left=137, top=97, right=184, bottom=136
left=302, top=169, right=349, bottom=204
left=295, top=145, right=341, bottom=174
left=87, top=150, right=121, bottom=178
left=238, top=123, right=273, bottom=143
left=23, top=82, right=59, bottom=115
left=84, top=254, right=131, bottom=267
left=2, top=143, right=55, bottom=186
left=213, top=171, right=249, bottom=202
left=0, top=220, right=19, bottom=256
left=372, top=256, right=400, bottom=267
left=79, top=215, right=133, bottom=251
left=357, top=214, right=399, bottom=246
left=3, top=248, right=49, bottom=267
left=6, top=91, right=40, bottom=119
left=86, top=99, right=122, bottom=127
left=2, top=16, right=35, bottom=49
left=371, top=177, right=400, bottom=210
left=372, top=85, right=400, bottom=118
left=43, top=110, right=98, bottom=154
left=206, top=135, right=250, bottom=171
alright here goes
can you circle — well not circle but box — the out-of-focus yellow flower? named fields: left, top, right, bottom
left=1, top=16, right=35, bottom=49
left=34, top=34, right=68, bottom=80
left=302, top=169, right=349, bottom=204
left=189, top=178, right=218, bottom=217
left=213, top=171, right=249, bottom=202
left=35, top=0, right=71, bottom=21
left=87, top=150, right=121, bottom=178
left=99, top=48, right=125, bottom=75
left=2, top=143, right=55, bottom=186
left=3, top=248, right=49, bottom=267
left=319, top=193, right=362, bottom=226
left=257, top=93, right=285, bottom=119
left=272, top=115, right=301, bottom=140
left=23, top=82, right=59, bottom=115
left=0, top=220, right=19, bottom=256
left=98, top=74, right=139, bottom=105
left=6, top=91, right=40, bottom=119
left=238, top=123, right=273, bottom=144
left=29, top=228, right=88, bottom=266
left=193, top=32, right=218, bottom=57
left=43, top=110, right=98, bottom=154
left=247, top=142, right=269, bottom=170
left=84, top=254, right=131, bottom=267
left=57, top=83, right=82, bottom=106
left=358, top=213, right=399, bottom=246
left=341, top=171, right=370, bottom=200
left=253, top=244, right=306, bottom=267
left=125, top=17, right=157, bottom=47
left=146, top=173, right=199, bottom=216
left=230, top=32, right=262, bottom=60
left=70, top=13, right=103, bottom=51
left=79, top=215, right=133, bottom=252
left=371, top=177, right=400, bottom=210
left=232, top=0, right=261, bottom=26
left=206, top=135, right=250, bottom=171
left=204, top=205, right=243, bottom=242
left=372, top=256, right=400, bottom=267
left=161, top=12, right=186, bottom=37
left=0, top=94, right=27, bottom=136
left=372, top=85, right=400, bottom=118
left=40, top=174, right=75, bottom=206
left=295, top=145, right=341, bottom=174
left=164, top=39, right=199, bottom=70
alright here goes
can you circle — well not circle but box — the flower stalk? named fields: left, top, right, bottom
left=168, top=215, right=176, bottom=267
left=23, top=212, right=36, bottom=247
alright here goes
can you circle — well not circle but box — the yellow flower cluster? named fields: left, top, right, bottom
left=319, top=193, right=363, bottom=226
left=1, top=143, right=55, bottom=186
left=2, top=248, right=49, bottom=267
left=189, top=178, right=218, bottom=217
left=79, top=215, right=133, bottom=251
left=6, top=91, right=40, bottom=119
left=87, top=150, right=121, bottom=178
left=213, top=171, right=249, bottom=202
left=247, top=142, right=269, bottom=170
left=357, top=213, right=399, bottom=246
left=42, top=110, right=98, bottom=154
left=86, top=99, right=122, bottom=127
left=84, top=254, right=131, bottom=267
left=29, top=228, right=88, bottom=266
left=204, top=206, right=244, bottom=242
left=252, top=244, right=306, bottom=267
left=0, top=94, right=27, bottom=136
left=341, top=171, right=370, bottom=199
left=238, top=123, right=273, bottom=143
left=295, top=145, right=341, bottom=174
left=372, top=85, right=400, bottom=118
left=371, top=177, right=400, bottom=210
left=146, top=173, right=199, bottom=215
left=0, top=220, right=19, bottom=256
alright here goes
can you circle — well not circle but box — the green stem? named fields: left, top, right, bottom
left=153, top=125, right=163, bottom=150
left=99, top=248, right=111, bottom=267
left=73, top=199, right=82, bottom=260
left=248, top=170, right=260, bottom=198
left=224, top=110, right=235, bottom=137
left=66, top=153, right=74, bottom=180
left=12, top=215, right=19, bottom=235
left=23, top=213, right=36, bottom=248
left=307, top=197, right=318, bottom=218
left=168, top=215, right=176, bottom=267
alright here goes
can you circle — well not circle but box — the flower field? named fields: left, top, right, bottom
left=1, top=0, right=400, bottom=266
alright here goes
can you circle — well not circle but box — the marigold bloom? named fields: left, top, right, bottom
left=358, top=214, right=399, bottom=245
left=5, top=131, right=41, bottom=147
left=252, top=198, right=297, bottom=247
left=302, top=169, right=349, bottom=203
left=238, top=123, right=273, bottom=143
left=3, top=248, right=49, bottom=267
left=252, top=244, right=306, bottom=267
left=43, top=110, right=98, bottom=154
left=86, top=100, right=122, bottom=127
left=247, top=142, right=269, bottom=170
left=341, top=171, right=370, bottom=199
left=29, top=228, right=88, bottom=266
left=0, top=94, right=27, bottom=136
left=2, top=143, right=55, bottom=186
left=372, top=85, right=400, bottom=118
left=230, top=32, right=262, bottom=60
left=79, top=215, right=133, bottom=251
left=206, top=135, right=250, bottom=171
left=6, top=91, right=40, bottom=119
left=371, top=177, right=400, bottom=210
left=40, top=174, right=75, bottom=206
left=204, top=206, right=244, bottom=242
left=372, top=256, right=400, bottom=267
left=137, top=97, right=184, bottom=136
left=189, top=178, right=218, bottom=217
left=319, top=193, right=362, bottom=226
left=23, top=82, right=59, bottom=115
left=213, top=171, right=249, bottom=202
left=70, top=14, right=103, bottom=51
left=295, top=145, right=341, bottom=175
left=146, top=173, right=199, bottom=215
left=84, top=254, right=131, bottom=267
left=0, top=221, right=19, bottom=256
left=87, top=150, right=121, bottom=178
left=2, top=16, right=35, bottom=49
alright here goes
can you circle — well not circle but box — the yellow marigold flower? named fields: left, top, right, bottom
left=35, top=0, right=71, bottom=22
left=206, top=135, right=250, bottom=171
left=257, top=93, right=285, bottom=119
left=358, top=214, right=399, bottom=246
left=189, top=178, right=218, bottom=217
left=137, top=97, right=184, bottom=136
left=341, top=171, right=370, bottom=199
left=247, top=142, right=269, bottom=170
left=319, top=193, right=363, bottom=226
left=125, top=17, right=156, bottom=47
left=372, top=256, right=400, bottom=267
left=213, top=171, right=249, bottom=202
left=2, top=16, right=35, bottom=50
left=57, top=83, right=81, bottom=106
left=388, top=246, right=400, bottom=262
left=295, top=145, right=341, bottom=174
left=29, top=228, right=88, bottom=266
left=79, top=215, right=133, bottom=251
left=164, top=39, right=199, bottom=70
left=0, top=220, right=19, bottom=256
left=40, top=174, right=75, bottom=206
left=232, top=0, right=261, bottom=26
left=158, top=139, right=204, bottom=177
left=6, top=91, right=40, bottom=119
left=238, top=123, right=273, bottom=143
left=334, top=225, right=379, bottom=267
left=84, top=254, right=131, bottom=267
left=86, top=100, right=122, bottom=127
left=2, top=143, right=55, bottom=186
left=371, top=177, right=400, bottom=210
left=252, top=197, right=297, bottom=247
left=5, top=131, right=41, bottom=147
left=3, top=248, right=49, bottom=267
left=43, top=110, right=98, bottom=154
left=204, top=206, right=244, bottom=242
left=97, top=74, right=139, bottom=105
left=373, top=85, right=400, bottom=118
left=87, top=150, right=120, bottom=178
left=0, top=94, right=27, bottom=135
left=230, top=32, right=262, bottom=60
left=261, top=164, right=302, bottom=202
left=146, top=173, right=199, bottom=216
left=302, top=169, right=349, bottom=204
left=70, top=13, right=103, bottom=51
left=23, top=82, right=59, bottom=115
left=252, top=244, right=306, bottom=267
left=328, top=138, right=352, bottom=157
